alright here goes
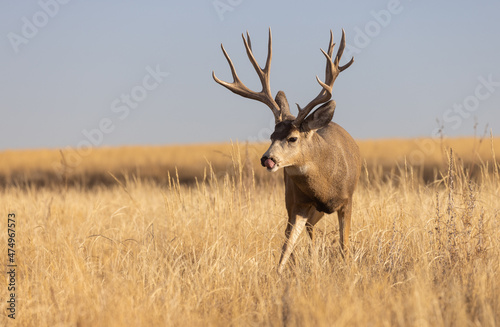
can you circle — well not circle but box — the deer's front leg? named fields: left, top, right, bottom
left=277, top=206, right=310, bottom=275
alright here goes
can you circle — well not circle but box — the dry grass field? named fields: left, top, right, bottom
left=1, top=137, right=499, bottom=326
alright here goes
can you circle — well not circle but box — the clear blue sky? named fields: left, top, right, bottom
left=1, top=0, right=499, bottom=150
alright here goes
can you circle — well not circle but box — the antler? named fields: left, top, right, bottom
left=293, top=29, right=354, bottom=127
left=212, top=28, right=292, bottom=123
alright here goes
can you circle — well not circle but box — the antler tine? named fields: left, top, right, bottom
left=241, top=31, right=271, bottom=97
left=213, top=29, right=285, bottom=123
left=212, top=44, right=256, bottom=100
left=321, top=30, right=336, bottom=87
left=293, top=29, right=354, bottom=127
left=246, top=31, right=252, bottom=51
left=212, top=44, right=241, bottom=88
left=264, top=27, right=272, bottom=73
left=337, top=29, right=354, bottom=72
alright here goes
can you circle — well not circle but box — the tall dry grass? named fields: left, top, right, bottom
left=0, top=140, right=499, bottom=326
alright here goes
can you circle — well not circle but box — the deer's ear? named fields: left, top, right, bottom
left=301, top=100, right=336, bottom=132
left=275, top=91, right=294, bottom=121
left=275, top=91, right=289, bottom=111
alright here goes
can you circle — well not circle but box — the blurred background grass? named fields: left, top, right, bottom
left=1, top=137, right=498, bottom=188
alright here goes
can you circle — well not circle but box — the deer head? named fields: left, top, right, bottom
left=212, top=28, right=353, bottom=173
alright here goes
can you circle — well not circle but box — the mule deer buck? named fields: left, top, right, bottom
left=213, top=28, right=361, bottom=274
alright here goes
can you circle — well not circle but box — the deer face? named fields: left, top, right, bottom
left=261, top=100, right=336, bottom=172
left=261, top=120, right=301, bottom=172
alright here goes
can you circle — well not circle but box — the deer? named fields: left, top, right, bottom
left=212, top=28, right=361, bottom=274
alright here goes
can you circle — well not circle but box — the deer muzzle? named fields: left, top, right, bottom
left=260, top=156, right=276, bottom=170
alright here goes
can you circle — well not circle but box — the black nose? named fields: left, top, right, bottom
left=260, top=156, right=268, bottom=167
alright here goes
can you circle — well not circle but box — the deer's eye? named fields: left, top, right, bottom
left=288, top=137, right=298, bottom=143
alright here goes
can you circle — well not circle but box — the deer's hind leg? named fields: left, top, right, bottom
left=337, top=198, right=352, bottom=258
